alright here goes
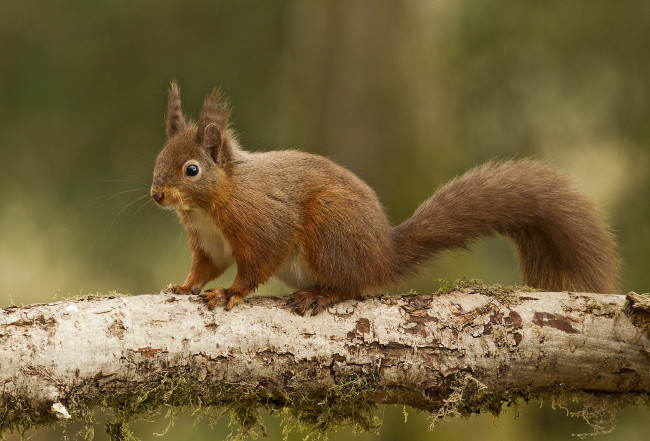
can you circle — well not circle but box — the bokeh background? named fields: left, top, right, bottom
left=1, top=1, right=649, bottom=439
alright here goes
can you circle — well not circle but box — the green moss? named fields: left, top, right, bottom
left=52, top=289, right=133, bottom=303
left=435, top=277, right=537, bottom=306
left=278, top=375, right=381, bottom=441
left=0, top=370, right=383, bottom=441
left=428, top=372, right=488, bottom=428
left=0, top=392, right=58, bottom=439
left=434, top=278, right=456, bottom=293
left=2, top=370, right=648, bottom=441
left=434, top=277, right=484, bottom=293
left=425, top=372, right=650, bottom=438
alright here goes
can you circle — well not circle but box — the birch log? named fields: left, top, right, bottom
left=1, top=288, right=649, bottom=436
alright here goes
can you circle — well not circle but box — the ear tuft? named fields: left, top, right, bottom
left=166, top=81, right=187, bottom=138
left=197, top=87, right=231, bottom=143
left=203, top=123, right=232, bottom=167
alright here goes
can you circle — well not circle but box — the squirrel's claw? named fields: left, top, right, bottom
left=165, top=283, right=188, bottom=294
left=202, top=288, right=242, bottom=311
left=225, top=294, right=243, bottom=310
left=287, top=290, right=331, bottom=316
left=165, top=284, right=202, bottom=295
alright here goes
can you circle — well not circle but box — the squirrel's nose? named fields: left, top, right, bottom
left=151, top=189, right=165, bottom=204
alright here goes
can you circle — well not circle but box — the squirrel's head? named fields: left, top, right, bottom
left=151, top=82, right=236, bottom=210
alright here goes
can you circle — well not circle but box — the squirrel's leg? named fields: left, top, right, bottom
left=287, top=288, right=357, bottom=316
left=202, top=262, right=275, bottom=311
left=167, top=248, right=224, bottom=295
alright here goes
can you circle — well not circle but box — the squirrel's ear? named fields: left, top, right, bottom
left=203, top=123, right=232, bottom=167
left=166, top=81, right=187, bottom=138
left=197, top=87, right=231, bottom=143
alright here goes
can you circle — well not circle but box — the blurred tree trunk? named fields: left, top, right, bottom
left=279, top=1, right=466, bottom=213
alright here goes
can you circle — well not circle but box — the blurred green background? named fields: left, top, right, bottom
left=1, top=0, right=649, bottom=439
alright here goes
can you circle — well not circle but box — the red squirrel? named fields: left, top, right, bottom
left=150, top=82, right=619, bottom=316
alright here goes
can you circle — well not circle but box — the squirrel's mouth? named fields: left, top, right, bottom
left=150, top=187, right=192, bottom=210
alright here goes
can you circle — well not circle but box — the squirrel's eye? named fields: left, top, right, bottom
left=185, top=164, right=199, bottom=177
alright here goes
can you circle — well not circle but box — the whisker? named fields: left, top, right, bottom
left=126, top=198, right=154, bottom=224
left=126, top=174, right=151, bottom=184
left=109, top=194, right=151, bottom=231
left=92, top=188, right=146, bottom=206
left=96, top=179, right=150, bottom=186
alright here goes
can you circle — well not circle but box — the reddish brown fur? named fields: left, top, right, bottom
left=392, top=162, right=619, bottom=294
left=165, top=82, right=186, bottom=138
left=151, top=83, right=620, bottom=316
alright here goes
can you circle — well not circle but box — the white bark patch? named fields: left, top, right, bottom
left=51, top=402, right=71, bottom=419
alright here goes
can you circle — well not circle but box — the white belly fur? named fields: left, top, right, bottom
left=186, top=209, right=317, bottom=289
left=186, top=209, right=234, bottom=268
left=275, top=250, right=318, bottom=290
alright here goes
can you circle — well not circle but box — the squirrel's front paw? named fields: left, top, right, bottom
left=201, top=288, right=243, bottom=311
left=164, top=284, right=201, bottom=295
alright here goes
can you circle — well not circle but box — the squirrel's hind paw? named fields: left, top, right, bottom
left=287, top=289, right=332, bottom=316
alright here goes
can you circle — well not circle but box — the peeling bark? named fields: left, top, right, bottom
left=1, top=289, right=649, bottom=436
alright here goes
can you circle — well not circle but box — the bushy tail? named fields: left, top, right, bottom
left=391, top=160, right=619, bottom=293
